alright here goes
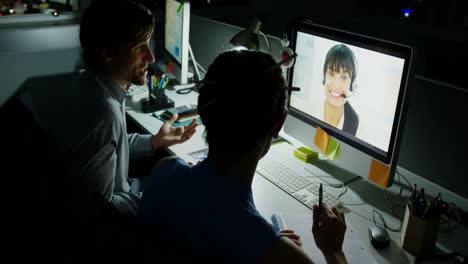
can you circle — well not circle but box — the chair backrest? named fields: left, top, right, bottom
left=0, top=95, right=53, bottom=221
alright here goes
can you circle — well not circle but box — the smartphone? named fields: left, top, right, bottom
left=166, top=104, right=198, bottom=116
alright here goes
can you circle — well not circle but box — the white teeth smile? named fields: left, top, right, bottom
left=330, top=90, right=342, bottom=97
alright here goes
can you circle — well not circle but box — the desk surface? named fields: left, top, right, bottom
left=126, top=85, right=468, bottom=263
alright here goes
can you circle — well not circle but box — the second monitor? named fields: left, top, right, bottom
left=165, top=0, right=191, bottom=85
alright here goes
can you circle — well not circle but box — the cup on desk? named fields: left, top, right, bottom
left=401, top=205, right=440, bottom=256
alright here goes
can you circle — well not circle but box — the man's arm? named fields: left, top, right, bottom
left=80, top=139, right=140, bottom=216
left=127, top=113, right=198, bottom=158
left=128, top=133, right=154, bottom=157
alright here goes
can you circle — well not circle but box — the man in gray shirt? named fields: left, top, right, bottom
left=17, top=0, right=198, bottom=219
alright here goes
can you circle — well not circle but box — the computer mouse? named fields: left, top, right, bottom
left=368, top=226, right=390, bottom=249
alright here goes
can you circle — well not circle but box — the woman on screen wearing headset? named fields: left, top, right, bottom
left=322, top=44, right=359, bottom=136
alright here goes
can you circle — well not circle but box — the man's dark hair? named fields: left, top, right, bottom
left=323, top=44, right=357, bottom=90
left=198, top=50, right=288, bottom=155
left=79, top=0, right=155, bottom=71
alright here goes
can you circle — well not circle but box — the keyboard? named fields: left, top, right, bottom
left=256, top=155, right=342, bottom=209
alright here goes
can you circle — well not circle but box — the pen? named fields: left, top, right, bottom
left=147, top=75, right=154, bottom=103
left=411, top=184, right=417, bottom=215
left=162, top=76, right=170, bottom=88
left=318, top=183, right=323, bottom=218
left=158, top=74, right=165, bottom=89
left=418, top=188, right=426, bottom=217
left=422, top=200, right=432, bottom=219
left=148, top=75, right=153, bottom=90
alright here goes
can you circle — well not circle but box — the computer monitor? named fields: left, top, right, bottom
left=164, top=0, right=190, bottom=85
left=284, top=21, right=413, bottom=187
left=48, top=0, right=73, bottom=11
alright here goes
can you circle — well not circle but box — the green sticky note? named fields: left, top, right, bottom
left=326, top=138, right=340, bottom=160
left=177, top=3, right=183, bottom=12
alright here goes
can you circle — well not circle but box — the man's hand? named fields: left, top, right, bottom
left=151, top=113, right=198, bottom=150
left=312, top=204, right=347, bottom=261
left=280, top=229, right=303, bottom=248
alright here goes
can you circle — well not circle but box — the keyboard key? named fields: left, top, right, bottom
left=257, top=156, right=342, bottom=209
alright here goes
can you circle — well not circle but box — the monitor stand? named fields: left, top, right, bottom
left=306, top=157, right=362, bottom=186
left=283, top=114, right=372, bottom=186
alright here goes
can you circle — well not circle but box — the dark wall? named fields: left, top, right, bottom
left=193, top=0, right=467, bottom=87
left=192, top=0, right=468, bottom=198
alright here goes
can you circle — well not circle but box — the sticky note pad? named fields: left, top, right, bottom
left=368, top=159, right=390, bottom=188
left=294, top=146, right=319, bottom=163
left=314, top=127, right=330, bottom=154
left=326, top=138, right=339, bottom=160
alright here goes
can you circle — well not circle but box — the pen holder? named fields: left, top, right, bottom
left=141, top=88, right=174, bottom=113
left=401, top=205, right=440, bottom=256
left=153, top=88, right=166, bottom=99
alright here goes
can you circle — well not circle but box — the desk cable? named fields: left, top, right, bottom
left=176, top=80, right=203, bottom=95
left=303, top=166, right=365, bottom=204
left=370, top=169, right=413, bottom=232
left=372, top=209, right=402, bottom=232
left=303, top=167, right=347, bottom=198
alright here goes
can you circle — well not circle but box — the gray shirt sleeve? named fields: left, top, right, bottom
left=81, top=139, right=140, bottom=216
left=128, top=133, right=154, bottom=158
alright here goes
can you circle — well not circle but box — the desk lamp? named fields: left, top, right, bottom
left=230, top=17, right=263, bottom=51
left=230, top=18, right=295, bottom=69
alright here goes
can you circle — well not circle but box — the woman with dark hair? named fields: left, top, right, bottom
left=138, top=50, right=348, bottom=263
left=322, top=44, right=359, bottom=136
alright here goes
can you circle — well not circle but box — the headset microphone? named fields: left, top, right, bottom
left=340, top=82, right=357, bottom=99
left=340, top=90, right=355, bottom=99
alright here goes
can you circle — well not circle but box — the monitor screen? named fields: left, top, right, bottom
left=288, top=21, right=412, bottom=167
left=165, top=0, right=190, bottom=84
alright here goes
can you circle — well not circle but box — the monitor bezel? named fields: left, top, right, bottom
left=164, top=0, right=190, bottom=84
left=288, top=20, right=413, bottom=165
left=48, top=0, right=73, bottom=11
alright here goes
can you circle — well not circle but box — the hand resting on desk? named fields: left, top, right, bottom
left=263, top=204, right=347, bottom=264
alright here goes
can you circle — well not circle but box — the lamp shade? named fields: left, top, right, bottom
left=230, top=17, right=262, bottom=50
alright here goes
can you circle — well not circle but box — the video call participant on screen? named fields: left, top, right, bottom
left=138, top=50, right=348, bottom=264
left=322, top=44, right=359, bottom=136
left=18, top=0, right=197, bottom=219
